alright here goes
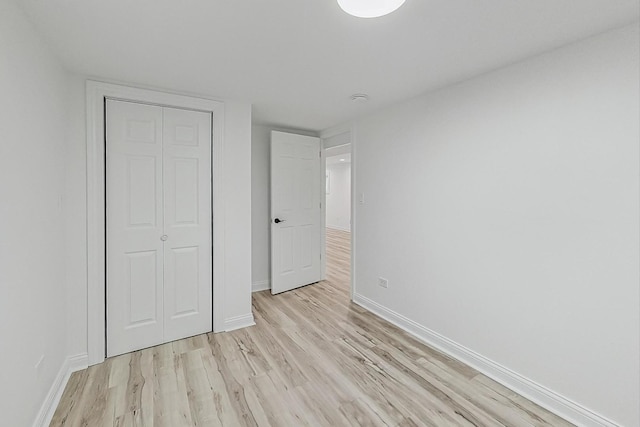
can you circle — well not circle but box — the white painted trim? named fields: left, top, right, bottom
left=224, top=313, right=256, bottom=331
left=348, top=125, right=356, bottom=302
left=86, top=80, right=226, bottom=366
left=323, top=142, right=351, bottom=153
left=320, top=141, right=327, bottom=281
left=32, top=353, right=88, bottom=427
left=352, top=293, right=621, bottom=427
left=326, top=225, right=351, bottom=232
left=252, top=280, right=271, bottom=292
left=320, top=124, right=356, bottom=302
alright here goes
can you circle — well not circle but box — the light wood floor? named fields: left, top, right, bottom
left=51, top=228, right=573, bottom=426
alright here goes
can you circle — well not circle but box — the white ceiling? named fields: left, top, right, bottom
left=17, top=0, right=639, bottom=132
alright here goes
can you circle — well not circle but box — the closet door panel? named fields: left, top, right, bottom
left=106, top=100, right=164, bottom=357
left=162, top=107, right=213, bottom=341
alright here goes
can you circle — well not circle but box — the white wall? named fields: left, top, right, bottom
left=65, top=74, right=88, bottom=357
left=323, top=131, right=351, bottom=149
left=251, top=125, right=272, bottom=288
left=326, top=161, right=351, bottom=231
left=222, top=101, right=253, bottom=322
left=353, top=24, right=639, bottom=427
left=0, top=1, right=70, bottom=425
left=251, top=125, right=318, bottom=289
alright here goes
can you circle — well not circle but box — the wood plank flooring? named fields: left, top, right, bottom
left=51, top=228, right=573, bottom=426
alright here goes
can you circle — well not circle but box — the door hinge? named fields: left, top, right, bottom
left=319, top=151, right=322, bottom=158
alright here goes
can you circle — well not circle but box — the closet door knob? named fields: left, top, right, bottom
left=160, top=235, right=168, bottom=241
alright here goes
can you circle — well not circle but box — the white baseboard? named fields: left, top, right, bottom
left=252, top=280, right=271, bottom=292
left=224, top=313, right=256, bottom=331
left=326, top=225, right=351, bottom=232
left=352, top=293, right=620, bottom=427
left=32, top=353, right=88, bottom=427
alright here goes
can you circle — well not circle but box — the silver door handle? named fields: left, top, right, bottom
left=160, top=235, right=168, bottom=241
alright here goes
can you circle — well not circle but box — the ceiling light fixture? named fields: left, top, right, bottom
left=340, top=158, right=346, bottom=162
left=337, top=0, right=406, bottom=18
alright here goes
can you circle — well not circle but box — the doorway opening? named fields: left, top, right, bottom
left=323, top=142, right=352, bottom=298
left=265, top=129, right=354, bottom=302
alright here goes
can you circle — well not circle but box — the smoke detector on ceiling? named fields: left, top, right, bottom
left=350, top=93, right=369, bottom=103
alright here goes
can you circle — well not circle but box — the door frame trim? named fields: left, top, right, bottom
left=319, top=124, right=355, bottom=302
left=86, top=80, right=225, bottom=366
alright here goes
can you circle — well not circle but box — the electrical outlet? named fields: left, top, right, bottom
left=378, top=277, right=388, bottom=288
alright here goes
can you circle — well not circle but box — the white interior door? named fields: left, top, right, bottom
left=270, top=131, right=322, bottom=294
left=106, top=100, right=212, bottom=357
left=162, top=106, right=212, bottom=342
left=106, top=100, right=164, bottom=357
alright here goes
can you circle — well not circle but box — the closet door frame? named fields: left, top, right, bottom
left=86, top=81, right=225, bottom=366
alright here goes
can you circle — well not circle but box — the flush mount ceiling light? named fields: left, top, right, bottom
left=337, top=0, right=406, bottom=18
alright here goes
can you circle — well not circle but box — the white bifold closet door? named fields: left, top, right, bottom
left=106, top=100, right=212, bottom=358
